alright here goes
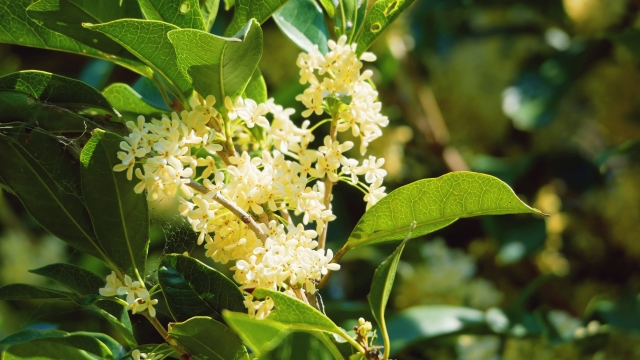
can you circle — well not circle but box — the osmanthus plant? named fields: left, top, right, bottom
left=0, top=0, right=544, bottom=359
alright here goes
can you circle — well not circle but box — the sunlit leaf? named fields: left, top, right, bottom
left=224, top=0, right=288, bottom=36
left=258, top=331, right=343, bottom=360
left=103, top=83, right=168, bottom=122
left=168, top=19, right=262, bottom=107
left=158, top=254, right=246, bottom=322
left=169, top=316, right=249, bottom=360
left=137, top=0, right=206, bottom=30
left=273, top=0, right=329, bottom=54
left=199, top=0, right=220, bottom=32
left=345, top=172, right=544, bottom=251
left=355, top=0, right=416, bottom=56
left=80, top=129, right=149, bottom=278
left=222, top=310, right=290, bottom=356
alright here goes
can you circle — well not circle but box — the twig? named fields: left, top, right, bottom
left=185, top=180, right=268, bottom=243
left=142, top=311, right=193, bottom=360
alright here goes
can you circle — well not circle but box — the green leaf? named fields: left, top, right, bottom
left=367, top=224, right=414, bottom=359
left=137, top=0, right=206, bottom=30
left=10, top=0, right=151, bottom=76
left=200, top=0, right=220, bottom=32
left=318, top=0, right=334, bottom=19
left=1, top=329, right=115, bottom=360
left=84, top=19, right=192, bottom=100
left=222, top=310, right=290, bottom=356
left=243, top=67, right=267, bottom=104
left=158, top=254, right=246, bottom=322
left=252, top=288, right=346, bottom=337
left=103, top=82, right=168, bottom=122
left=273, top=0, right=329, bottom=54
left=0, top=127, right=108, bottom=261
left=168, top=316, right=249, bottom=360
left=258, top=331, right=344, bottom=360
left=224, top=0, right=235, bottom=11
left=168, top=19, right=262, bottom=105
left=386, top=306, right=487, bottom=355
left=0, top=70, right=116, bottom=114
left=0, top=283, right=77, bottom=301
left=224, top=0, right=288, bottom=37
left=94, top=307, right=138, bottom=347
left=355, top=0, right=416, bottom=56
left=345, top=172, right=545, bottom=251
left=80, top=129, right=149, bottom=278
left=123, top=344, right=178, bottom=359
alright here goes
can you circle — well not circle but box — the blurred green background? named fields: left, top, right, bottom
left=3, top=0, right=640, bottom=358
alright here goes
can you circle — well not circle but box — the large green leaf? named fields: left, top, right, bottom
left=169, top=316, right=249, bottom=360
left=252, top=288, right=346, bottom=337
left=84, top=20, right=192, bottom=100
left=0, top=127, right=108, bottom=261
left=1, top=329, right=115, bottom=360
left=80, top=129, right=149, bottom=278
left=29, top=263, right=136, bottom=347
left=200, top=0, right=220, bottom=32
left=345, top=172, right=544, bottom=251
left=0, top=283, right=78, bottom=302
left=355, top=0, right=416, bottom=56
left=386, top=306, right=488, bottom=355
left=5, top=0, right=151, bottom=76
left=158, top=254, right=246, bottom=322
left=368, top=233, right=411, bottom=358
left=0, top=70, right=116, bottom=114
left=103, top=83, right=168, bottom=122
left=222, top=310, right=290, bottom=356
left=137, top=0, right=206, bottom=30
left=273, top=0, right=329, bottom=54
left=258, top=331, right=343, bottom=360
left=168, top=19, right=262, bottom=106
left=224, top=0, right=288, bottom=36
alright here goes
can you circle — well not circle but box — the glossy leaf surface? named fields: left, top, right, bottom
left=273, top=0, right=329, bottom=54
left=224, top=0, right=288, bottom=36
left=222, top=310, right=289, bottom=356
left=103, top=82, right=168, bottom=122
left=169, top=316, right=249, bottom=360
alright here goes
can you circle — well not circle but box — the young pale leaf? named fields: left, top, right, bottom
left=28, top=262, right=135, bottom=346
left=168, top=19, right=262, bottom=107
left=0, top=128, right=108, bottom=261
left=367, top=223, right=414, bottom=359
left=158, top=254, right=246, bottom=322
left=103, top=83, right=168, bottom=122
left=136, top=0, right=206, bottom=30
left=318, top=0, right=334, bottom=18
left=84, top=20, right=192, bottom=100
left=80, top=129, right=150, bottom=279
left=0, top=284, right=78, bottom=302
left=345, top=172, right=545, bottom=251
left=386, top=305, right=488, bottom=355
left=0, top=71, right=116, bottom=114
left=273, top=0, right=329, bottom=54
left=355, top=0, right=416, bottom=56
left=224, top=0, right=289, bottom=36
left=222, top=310, right=290, bottom=356
left=14, top=0, right=151, bottom=76
left=200, top=0, right=220, bottom=32
left=169, top=316, right=249, bottom=360
left=1, top=329, right=115, bottom=360
left=252, top=288, right=346, bottom=337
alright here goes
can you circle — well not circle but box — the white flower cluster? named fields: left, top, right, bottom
left=296, top=35, right=389, bottom=155
left=99, top=271, right=158, bottom=317
left=111, top=36, right=389, bottom=318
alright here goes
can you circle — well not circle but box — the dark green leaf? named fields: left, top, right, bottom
left=103, top=82, right=168, bottom=122
left=368, top=226, right=413, bottom=358
left=137, top=0, right=206, bottom=30
left=158, top=254, right=246, bottom=322
left=258, top=331, right=343, bottom=360
left=80, top=129, right=149, bottom=278
left=355, top=0, right=416, bottom=56
left=15, top=0, right=151, bottom=76
left=273, top=0, right=329, bottom=54
left=0, top=283, right=77, bottom=301
left=345, top=172, right=544, bottom=251
left=200, top=0, right=220, bottom=32
left=84, top=20, right=192, bottom=101
left=1, top=329, right=114, bottom=360
left=94, top=307, right=137, bottom=347
left=224, top=0, right=288, bottom=36
left=168, top=19, right=262, bottom=106
left=0, top=127, right=108, bottom=261
left=222, top=310, right=290, bottom=356
left=386, top=306, right=487, bottom=355
left=0, top=70, right=116, bottom=114
left=169, top=316, right=249, bottom=360
left=132, top=75, right=171, bottom=110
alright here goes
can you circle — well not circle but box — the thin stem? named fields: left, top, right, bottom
left=339, top=328, right=366, bottom=355
left=100, top=297, right=130, bottom=307
left=142, top=311, right=193, bottom=360
left=338, top=0, right=347, bottom=37
left=317, top=245, right=349, bottom=289
left=318, top=118, right=339, bottom=250
left=185, top=180, right=268, bottom=243
left=309, top=118, right=333, bottom=132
